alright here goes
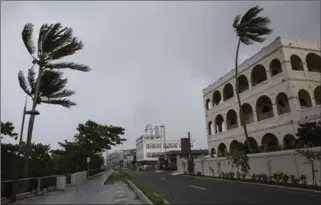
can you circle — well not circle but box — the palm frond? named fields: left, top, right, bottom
left=38, top=24, right=50, bottom=57
left=47, top=89, right=76, bottom=98
left=42, top=23, right=63, bottom=53
left=27, top=67, right=36, bottom=92
left=234, top=5, right=273, bottom=44
left=46, top=62, right=91, bottom=72
left=240, top=6, right=263, bottom=24
left=49, top=38, right=84, bottom=60
left=18, top=71, right=32, bottom=95
left=41, top=98, right=76, bottom=108
left=22, top=23, right=36, bottom=55
left=244, top=33, right=266, bottom=43
left=39, top=70, right=67, bottom=97
left=233, top=15, right=241, bottom=29
left=51, top=28, right=72, bottom=49
left=240, top=36, right=253, bottom=45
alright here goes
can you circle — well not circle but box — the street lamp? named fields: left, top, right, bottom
left=160, top=125, right=167, bottom=170
left=10, top=96, right=40, bottom=203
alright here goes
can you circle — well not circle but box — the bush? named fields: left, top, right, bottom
left=196, top=172, right=202, bottom=176
left=145, top=165, right=154, bottom=172
left=300, top=175, right=307, bottom=185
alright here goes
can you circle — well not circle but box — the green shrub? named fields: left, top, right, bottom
left=300, top=175, right=307, bottom=185
left=145, top=165, right=154, bottom=172
left=196, top=172, right=202, bottom=176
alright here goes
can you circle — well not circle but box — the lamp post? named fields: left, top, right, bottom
left=87, top=157, right=91, bottom=179
left=160, top=125, right=167, bottom=170
left=10, top=96, right=40, bottom=203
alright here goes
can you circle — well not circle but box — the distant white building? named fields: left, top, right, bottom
left=136, top=124, right=196, bottom=165
left=106, top=150, right=124, bottom=167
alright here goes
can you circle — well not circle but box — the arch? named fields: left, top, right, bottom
left=290, top=55, right=304, bottom=71
left=314, top=86, right=321, bottom=105
left=223, top=83, right=234, bottom=101
left=283, top=134, right=296, bottom=150
left=241, top=103, right=254, bottom=125
left=244, top=137, right=259, bottom=153
left=269, top=59, right=282, bottom=76
left=275, top=93, right=291, bottom=115
left=212, top=91, right=222, bottom=106
left=256, top=95, right=274, bottom=121
left=229, top=140, right=243, bottom=153
left=210, top=148, right=216, bottom=158
left=218, top=143, right=227, bottom=157
left=261, top=133, right=280, bottom=152
left=298, top=89, right=312, bottom=109
left=251, top=64, right=267, bottom=87
left=226, top=109, right=238, bottom=130
left=205, top=99, right=211, bottom=110
left=237, top=75, right=249, bottom=93
left=215, top=115, right=225, bottom=133
left=306, top=53, right=321, bottom=72
left=208, top=121, right=214, bottom=135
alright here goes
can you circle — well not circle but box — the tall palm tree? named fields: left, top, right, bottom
left=21, top=22, right=91, bottom=177
left=232, top=6, right=273, bottom=153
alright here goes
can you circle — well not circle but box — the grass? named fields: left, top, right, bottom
left=120, top=171, right=171, bottom=205
left=186, top=174, right=321, bottom=191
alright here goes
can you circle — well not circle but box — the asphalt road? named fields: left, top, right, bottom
left=128, top=171, right=321, bottom=205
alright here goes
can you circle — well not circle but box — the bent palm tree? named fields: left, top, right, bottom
left=21, top=23, right=91, bottom=177
left=18, top=67, right=76, bottom=108
left=232, top=6, right=273, bottom=153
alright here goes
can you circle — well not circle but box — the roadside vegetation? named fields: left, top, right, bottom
left=1, top=120, right=126, bottom=180
left=107, top=170, right=171, bottom=205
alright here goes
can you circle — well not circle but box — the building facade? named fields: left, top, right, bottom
left=203, top=37, right=321, bottom=156
left=136, top=125, right=196, bottom=164
left=106, top=150, right=124, bottom=167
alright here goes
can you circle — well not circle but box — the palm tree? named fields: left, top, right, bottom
left=232, top=6, right=273, bottom=153
left=21, top=22, right=91, bottom=177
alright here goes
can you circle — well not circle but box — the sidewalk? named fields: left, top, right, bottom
left=14, top=173, right=141, bottom=204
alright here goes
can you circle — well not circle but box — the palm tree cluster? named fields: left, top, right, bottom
left=19, top=22, right=91, bottom=177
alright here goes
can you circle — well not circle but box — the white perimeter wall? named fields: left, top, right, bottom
left=177, top=147, right=321, bottom=185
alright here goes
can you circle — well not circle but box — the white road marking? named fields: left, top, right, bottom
left=161, top=177, right=166, bottom=180
left=189, top=185, right=206, bottom=190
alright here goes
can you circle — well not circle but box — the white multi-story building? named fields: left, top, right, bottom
left=136, top=125, right=196, bottom=164
left=203, top=37, right=321, bottom=156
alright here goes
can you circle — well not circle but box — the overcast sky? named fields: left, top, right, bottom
left=1, top=1, right=320, bottom=150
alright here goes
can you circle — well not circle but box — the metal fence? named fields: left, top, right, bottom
left=1, top=174, right=71, bottom=200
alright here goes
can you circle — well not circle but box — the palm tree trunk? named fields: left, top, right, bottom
left=235, top=38, right=253, bottom=153
left=23, top=66, right=43, bottom=178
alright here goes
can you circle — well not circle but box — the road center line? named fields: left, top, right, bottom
left=189, top=185, right=206, bottom=190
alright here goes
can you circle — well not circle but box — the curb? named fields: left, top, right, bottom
left=127, top=180, right=153, bottom=204
left=88, top=170, right=107, bottom=180
left=185, top=175, right=321, bottom=193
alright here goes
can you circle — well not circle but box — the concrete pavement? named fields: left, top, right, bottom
left=128, top=171, right=321, bottom=205
left=15, top=173, right=141, bottom=204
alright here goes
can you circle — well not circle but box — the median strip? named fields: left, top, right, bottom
left=189, top=185, right=206, bottom=190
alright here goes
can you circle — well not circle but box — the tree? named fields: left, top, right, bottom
left=1, top=121, right=18, bottom=140
left=232, top=6, right=273, bottom=152
left=228, top=150, right=250, bottom=179
left=57, top=120, right=126, bottom=172
left=296, top=122, right=321, bottom=147
left=296, top=149, right=321, bottom=186
left=21, top=22, right=91, bottom=177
